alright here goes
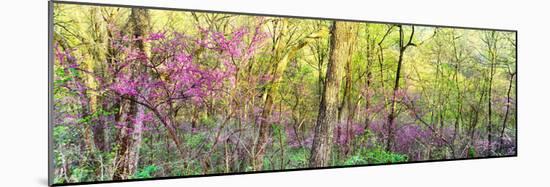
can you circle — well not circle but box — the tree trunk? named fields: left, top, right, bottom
left=340, top=28, right=358, bottom=155
left=450, top=33, right=463, bottom=157
left=113, top=8, right=150, bottom=180
left=310, top=21, right=357, bottom=167
left=253, top=22, right=327, bottom=170
left=499, top=72, right=515, bottom=152
left=386, top=25, right=415, bottom=152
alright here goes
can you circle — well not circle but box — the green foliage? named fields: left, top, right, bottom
left=171, top=160, right=203, bottom=176
left=260, top=124, right=293, bottom=170
left=199, top=114, right=216, bottom=128
left=272, top=124, right=286, bottom=144
left=468, top=147, right=477, bottom=158
left=286, top=148, right=310, bottom=168
left=70, top=167, right=93, bottom=182
left=262, top=156, right=273, bottom=170
left=185, top=133, right=206, bottom=149
left=76, top=109, right=115, bottom=125
left=343, top=147, right=408, bottom=166
left=53, top=126, right=70, bottom=145
left=133, top=165, right=158, bottom=179
left=54, top=176, right=66, bottom=184
left=430, top=147, right=452, bottom=159
left=365, top=148, right=408, bottom=164
left=344, top=155, right=368, bottom=165
left=53, top=67, right=72, bottom=89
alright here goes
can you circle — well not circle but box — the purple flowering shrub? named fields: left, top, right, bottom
left=54, top=22, right=267, bottom=133
left=53, top=21, right=271, bottom=177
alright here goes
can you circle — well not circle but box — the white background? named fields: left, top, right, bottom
left=0, top=0, right=548, bottom=186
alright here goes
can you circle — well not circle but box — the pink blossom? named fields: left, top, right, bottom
left=148, top=32, right=166, bottom=41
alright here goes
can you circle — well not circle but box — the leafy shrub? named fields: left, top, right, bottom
left=133, top=165, right=158, bottom=179
left=343, top=147, right=408, bottom=165
left=468, top=147, right=477, bottom=158
left=185, top=133, right=206, bottom=149
left=272, top=124, right=286, bottom=142
left=344, top=155, right=368, bottom=165
left=53, top=126, right=70, bottom=145
left=286, top=148, right=310, bottom=168
left=365, top=148, right=408, bottom=164
left=70, top=167, right=93, bottom=182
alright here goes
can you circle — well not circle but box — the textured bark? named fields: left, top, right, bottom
left=338, top=27, right=359, bottom=154
left=113, top=8, right=150, bottom=180
left=112, top=100, right=137, bottom=180
left=310, top=21, right=358, bottom=167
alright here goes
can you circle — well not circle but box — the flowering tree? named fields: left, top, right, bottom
left=54, top=22, right=267, bottom=174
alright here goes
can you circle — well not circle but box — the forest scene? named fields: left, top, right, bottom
left=51, top=3, right=517, bottom=184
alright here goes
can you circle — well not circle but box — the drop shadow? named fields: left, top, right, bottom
left=36, top=177, right=49, bottom=186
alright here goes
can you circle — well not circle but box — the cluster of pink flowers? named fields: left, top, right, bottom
left=54, top=24, right=267, bottom=135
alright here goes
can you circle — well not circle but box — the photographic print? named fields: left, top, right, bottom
left=49, top=1, right=517, bottom=185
